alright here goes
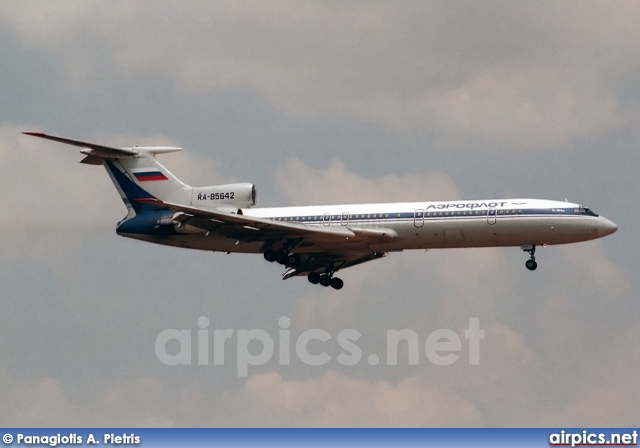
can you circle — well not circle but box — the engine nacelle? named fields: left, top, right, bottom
left=191, top=183, right=257, bottom=209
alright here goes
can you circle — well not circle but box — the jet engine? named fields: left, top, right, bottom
left=191, top=183, right=257, bottom=209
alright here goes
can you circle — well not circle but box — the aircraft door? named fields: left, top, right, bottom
left=341, top=212, right=349, bottom=226
left=323, top=212, right=331, bottom=226
left=487, top=209, right=497, bottom=225
left=414, top=209, right=425, bottom=228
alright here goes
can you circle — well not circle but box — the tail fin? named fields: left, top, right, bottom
left=23, top=132, right=192, bottom=217
left=103, top=155, right=192, bottom=218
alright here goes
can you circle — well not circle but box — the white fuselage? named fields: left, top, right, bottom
left=123, top=198, right=618, bottom=254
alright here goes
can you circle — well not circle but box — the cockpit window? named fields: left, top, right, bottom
left=574, top=207, right=598, bottom=217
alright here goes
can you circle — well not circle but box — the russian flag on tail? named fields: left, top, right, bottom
left=133, top=169, right=168, bottom=182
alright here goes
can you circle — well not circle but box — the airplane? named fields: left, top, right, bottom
left=24, top=132, right=618, bottom=290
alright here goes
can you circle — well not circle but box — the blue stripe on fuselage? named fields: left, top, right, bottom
left=117, top=208, right=177, bottom=235
left=262, top=208, right=595, bottom=224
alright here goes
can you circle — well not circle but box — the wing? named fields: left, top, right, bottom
left=137, top=198, right=395, bottom=278
left=138, top=197, right=359, bottom=241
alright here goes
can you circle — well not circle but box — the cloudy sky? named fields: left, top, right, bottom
left=0, top=1, right=637, bottom=427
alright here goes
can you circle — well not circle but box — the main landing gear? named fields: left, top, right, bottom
left=263, top=248, right=301, bottom=268
left=307, top=271, right=344, bottom=290
left=522, top=244, right=537, bottom=271
left=263, top=247, right=344, bottom=289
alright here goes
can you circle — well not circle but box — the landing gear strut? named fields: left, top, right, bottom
left=522, top=245, right=537, bottom=271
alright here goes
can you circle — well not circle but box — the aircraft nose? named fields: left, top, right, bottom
left=597, top=216, right=618, bottom=236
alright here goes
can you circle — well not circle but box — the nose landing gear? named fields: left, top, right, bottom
left=522, top=245, right=537, bottom=271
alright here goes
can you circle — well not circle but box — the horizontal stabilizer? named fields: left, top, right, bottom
left=23, top=132, right=183, bottom=160
left=23, top=132, right=138, bottom=156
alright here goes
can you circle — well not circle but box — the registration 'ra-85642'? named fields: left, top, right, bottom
left=197, top=192, right=235, bottom=201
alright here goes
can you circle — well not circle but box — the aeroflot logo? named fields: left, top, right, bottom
left=425, top=201, right=508, bottom=210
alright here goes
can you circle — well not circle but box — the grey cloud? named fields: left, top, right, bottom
left=3, top=1, right=640, bottom=145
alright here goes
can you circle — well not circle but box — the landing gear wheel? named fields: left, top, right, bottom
left=275, top=252, right=287, bottom=265
left=330, top=277, right=344, bottom=290
left=286, top=254, right=301, bottom=268
left=308, top=272, right=321, bottom=284
left=263, top=249, right=276, bottom=262
left=319, top=275, right=332, bottom=287
left=521, top=244, right=537, bottom=271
